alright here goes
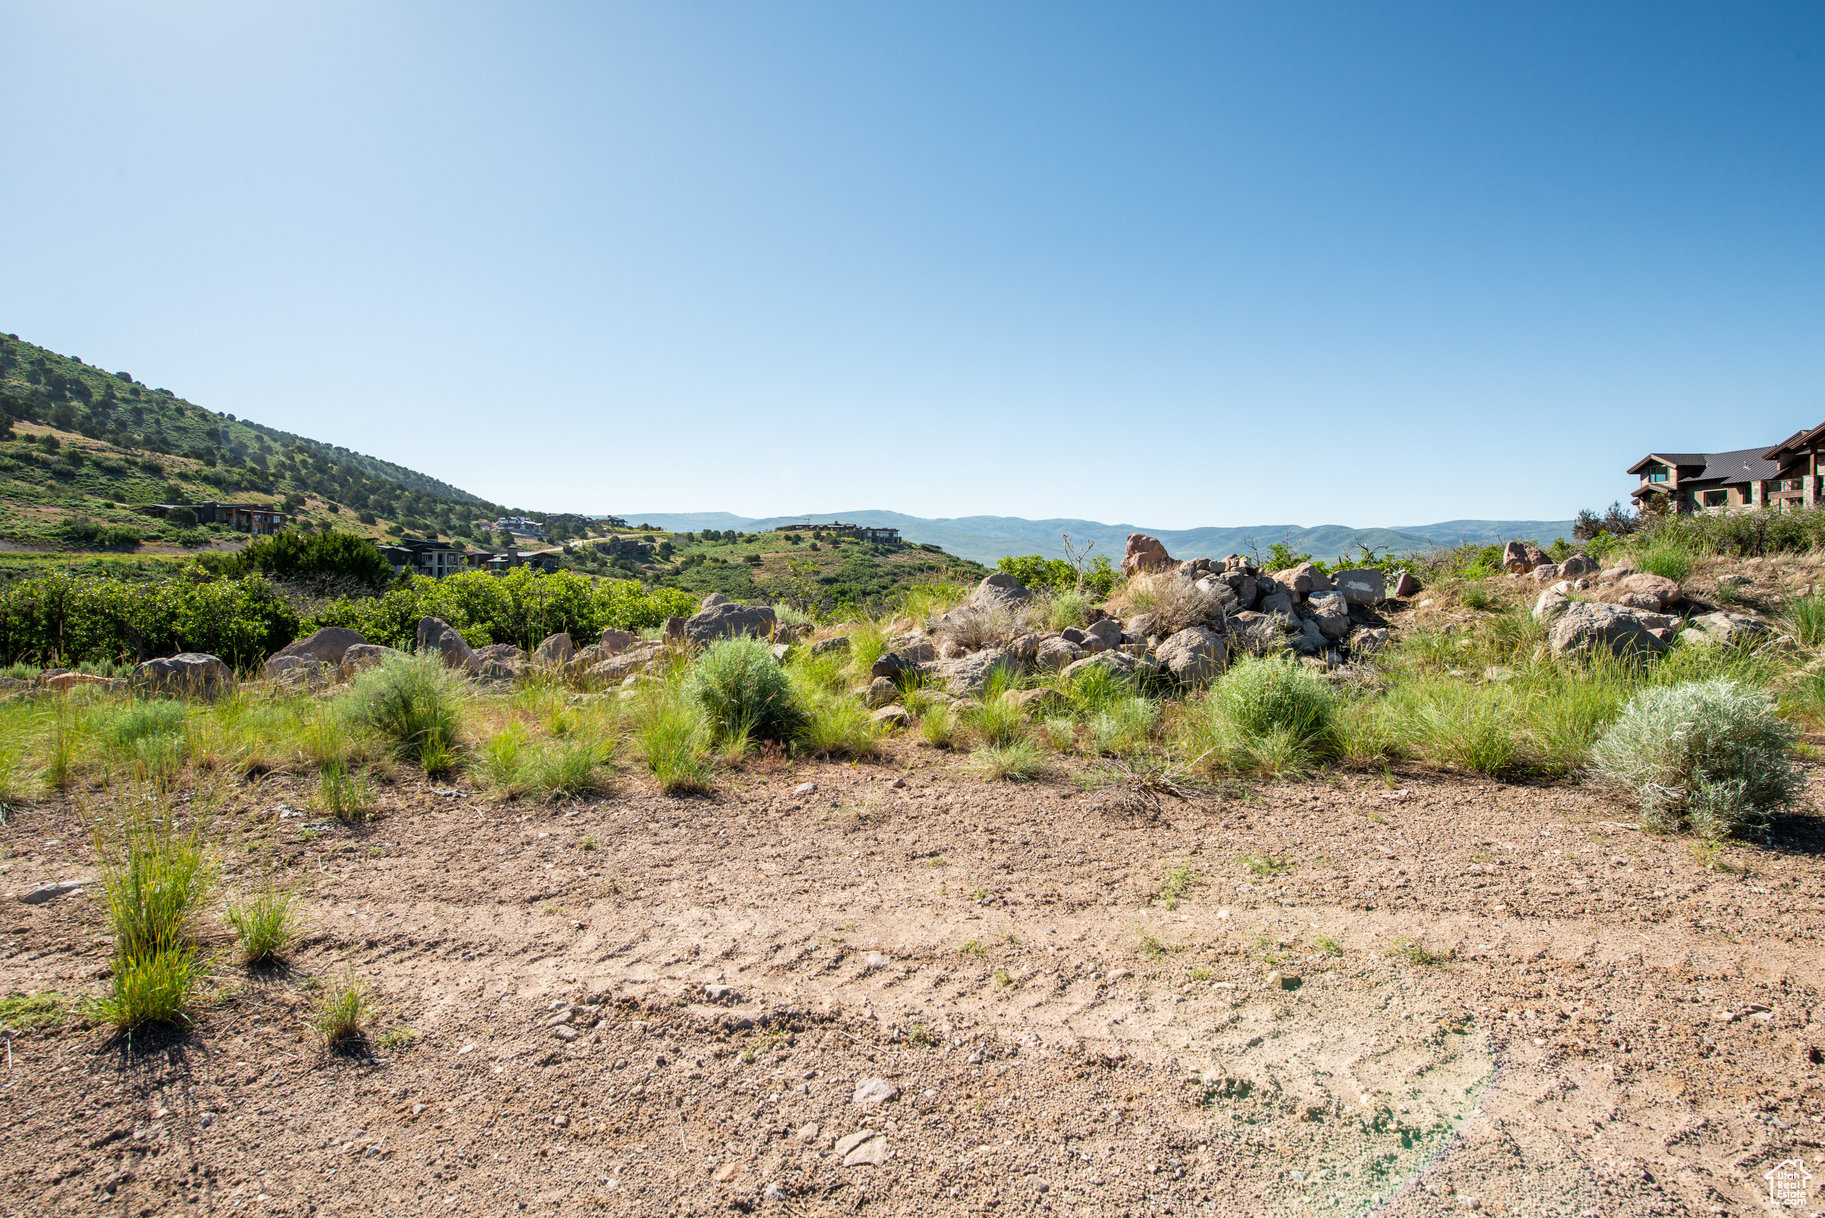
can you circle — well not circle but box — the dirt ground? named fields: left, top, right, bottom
left=5, top=742, right=1825, bottom=1218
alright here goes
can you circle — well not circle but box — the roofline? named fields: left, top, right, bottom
left=1766, top=422, right=1825, bottom=460
left=1626, top=454, right=1703, bottom=476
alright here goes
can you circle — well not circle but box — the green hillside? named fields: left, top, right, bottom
left=0, top=331, right=518, bottom=550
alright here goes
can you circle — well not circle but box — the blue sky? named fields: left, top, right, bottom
left=3, top=2, right=1821, bottom=526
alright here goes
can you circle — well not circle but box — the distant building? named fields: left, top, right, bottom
left=477, top=545, right=562, bottom=574
left=1629, top=424, right=1825, bottom=514
left=493, top=516, right=546, bottom=539
left=137, top=501, right=291, bottom=535
left=598, top=515, right=629, bottom=529
left=380, top=538, right=466, bottom=578
left=771, top=521, right=900, bottom=543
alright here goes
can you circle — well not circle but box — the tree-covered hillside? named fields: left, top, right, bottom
left=0, top=331, right=517, bottom=546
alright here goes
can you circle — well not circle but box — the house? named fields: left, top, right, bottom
left=771, top=521, right=902, bottom=543
left=380, top=537, right=467, bottom=578
left=598, top=515, right=629, bottom=529
left=1629, top=428, right=1825, bottom=514
left=137, top=501, right=291, bottom=535
left=477, top=546, right=562, bottom=574
left=493, top=516, right=545, bottom=539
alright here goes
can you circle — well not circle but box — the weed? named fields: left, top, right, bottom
left=347, top=657, right=460, bottom=766
left=923, top=854, right=949, bottom=867
left=961, top=697, right=1027, bottom=749
left=1192, top=657, right=1338, bottom=775
left=1186, top=966, right=1214, bottom=983
left=1241, top=853, right=1292, bottom=877
left=376, top=1027, right=417, bottom=1052
left=1157, top=860, right=1205, bottom=910
left=1137, top=933, right=1168, bottom=962
left=224, top=884, right=298, bottom=964
left=793, top=691, right=877, bottom=759
left=992, top=968, right=1015, bottom=988
left=964, top=739, right=1047, bottom=782
left=1392, top=939, right=1448, bottom=966
left=1787, top=593, right=1825, bottom=648
left=907, top=1022, right=937, bottom=1048
left=631, top=691, right=715, bottom=794
left=0, top=991, right=68, bottom=1032
left=313, top=972, right=369, bottom=1046
left=918, top=704, right=959, bottom=749
left=969, top=886, right=991, bottom=903
left=1314, top=935, right=1342, bottom=956
left=580, top=835, right=597, bottom=851
left=960, top=939, right=986, bottom=958
left=316, top=761, right=374, bottom=823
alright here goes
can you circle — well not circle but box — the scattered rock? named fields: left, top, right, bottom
left=1532, top=563, right=1560, bottom=582
left=1349, top=626, right=1391, bottom=655
left=796, top=1123, right=821, bottom=1143
left=598, top=627, right=637, bottom=654
left=852, top=1078, right=899, bottom=1105
left=939, top=648, right=1019, bottom=696
left=712, top=1162, right=741, bottom=1184
left=267, top=626, right=366, bottom=671
left=1606, top=572, right=1682, bottom=612
left=1559, top=554, right=1599, bottom=579
left=1392, top=570, right=1422, bottom=598
left=533, top=632, right=575, bottom=666
left=467, top=643, right=527, bottom=680
left=1061, top=650, right=1156, bottom=683
left=1154, top=626, right=1226, bottom=686
left=794, top=782, right=817, bottom=794
left=1548, top=602, right=1670, bottom=659
left=132, top=652, right=233, bottom=699
left=704, top=984, right=738, bottom=1004
left=1502, top=541, right=1548, bottom=574
left=1120, top=534, right=1174, bottom=576
left=1532, top=589, right=1572, bottom=623
left=339, top=643, right=400, bottom=679
left=863, top=951, right=892, bottom=971
left=842, top=1135, right=888, bottom=1167
left=1005, top=687, right=1067, bottom=715
left=971, top=571, right=1034, bottom=609
left=685, top=601, right=778, bottom=647
left=417, top=617, right=476, bottom=669
left=1275, top=562, right=1334, bottom=595
left=810, top=636, right=851, bottom=657
left=1034, top=636, right=1084, bottom=672
left=1306, top=592, right=1351, bottom=641
left=19, top=878, right=94, bottom=905
left=863, top=677, right=900, bottom=709
left=1681, top=612, right=1771, bottom=647
left=1332, top=568, right=1386, bottom=605
left=870, top=704, right=911, bottom=728
left=552, top=1025, right=579, bottom=1042
left=42, top=672, right=124, bottom=693
left=1267, top=971, right=1301, bottom=990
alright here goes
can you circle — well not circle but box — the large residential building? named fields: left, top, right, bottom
left=137, top=501, right=291, bottom=535
left=770, top=521, right=902, bottom=543
left=1629, top=426, right=1825, bottom=514
left=380, top=538, right=467, bottom=578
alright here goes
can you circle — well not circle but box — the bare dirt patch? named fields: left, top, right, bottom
left=5, top=748, right=1824, bottom=1216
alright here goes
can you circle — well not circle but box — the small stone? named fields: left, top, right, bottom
left=1267, top=971, right=1301, bottom=990
left=863, top=951, right=891, bottom=972
left=794, top=782, right=817, bottom=794
left=841, top=1135, right=888, bottom=1167
left=712, top=1162, right=742, bottom=1183
left=553, top=1114, right=569, bottom=1127
left=1026, top=1174, right=1051, bottom=1193
left=1105, top=968, right=1131, bottom=983
left=762, top=1181, right=784, bottom=1201
left=705, top=984, right=738, bottom=1004
left=19, top=878, right=94, bottom=905
left=796, top=1122, right=821, bottom=1143
left=852, top=1078, right=899, bottom=1105
left=553, top=1025, right=579, bottom=1042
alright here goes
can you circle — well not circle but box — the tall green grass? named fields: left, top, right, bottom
left=88, top=794, right=215, bottom=1028
left=688, top=638, right=800, bottom=743
left=346, top=656, right=461, bottom=766
left=1188, top=657, right=1339, bottom=775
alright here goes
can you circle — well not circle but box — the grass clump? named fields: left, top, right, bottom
left=689, top=638, right=801, bottom=744
left=919, top=703, right=958, bottom=749
left=89, top=796, right=215, bottom=1028
left=0, top=991, right=69, bottom=1032
left=631, top=690, right=715, bottom=794
left=316, top=760, right=375, bottom=822
left=1157, top=860, right=1204, bottom=910
left=224, top=885, right=299, bottom=964
left=313, top=972, right=369, bottom=1046
left=1192, top=657, right=1337, bottom=775
left=1633, top=537, right=1695, bottom=584
left=1589, top=678, right=1798, bottom=839
left=1786, top=592, right=1825, bottom=649
left=965, top=739, right=1048, bottom=782
left=347, top=656, right=460, bottom=766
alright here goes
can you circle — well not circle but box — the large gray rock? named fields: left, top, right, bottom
left=133, top=652, right=233, bottom=699
left=598, top=627, right=637, bottom=654
left=1061, top=649, right=1157, bottom=683
left=1349, top=626, right=1391, bottom=655
left=1548, top=603, right=1670, bottom=659
left=1034, top=636, right=1084, bottom=672
left=417, top=616, right=476, bottom=669
left=940, top=648, right=1020, bottom=696
left=809, top=636, right=851, bottom=657
left=701, top=593, right=733, bottom=609
left=684, top=601, right=777, bottom=646
left=1605, top=572, right=1682, bottom=612
left=468, top=643, right=527, bottom=680
left=1306, top=591, right=1351, bottom=640
left=1681, top=611, right=1770, bottom=647
left=1193, top=577, right=1242, bottom=616
left=588, top=642, right=665, bottom=683
left=533, top=632, right=575, bottom=666
left=1331, top=568, right=1386, bottom=606
left=1084, top=619, right=1122, bottom=650
left=971, top=572, right=1034, bottom=609
left=1258, top=591, right=1296, bottom=618
left=267, top=626, right=365, bottom=673
left=1155, top=626, right=1226, bottom=686
left=339, top=643, right=400, bottom=678
left=862, top=677, right=900, bottom=708
left=1533, top=589, right=1573, bottom=623
left=870, top=651, right=923, bottom=679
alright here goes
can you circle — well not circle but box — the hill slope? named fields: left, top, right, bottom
left=626, top=510, right=1579, bottom=565
left=0, top=332, right=517, bottom=548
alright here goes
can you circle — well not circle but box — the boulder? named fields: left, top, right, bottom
left=589, top=645, right=663, bottom=684
left=863, top=677, right=900, bottom=709
left=772, top=621, right=813, bottom=644
left=1547, top=603, right=1670, bottom=659
left=1331, top=568, right=1386, bottom=606
left=1061, top=649, right=1157, bottom=683
left=939, top=648, right=1020, bottom=696
left=269, top=657, right=333, bottom=690
left=1392, top=570, right=1421, bottom=598
left=1084, top=619, right=1123, bottom=650
left=1193, top=576, right=1242, bottom=616
left=1120, top=534, right=1174, bottom=577
left=1155, top=626, right=1226, bottom=686
left=870, top=704, right=911, bottom=729
left=417, top=617, right=476, bottom=669
left=1349, top=626, right=1391, bottom=656
left=533, top=632, right=575, bottom=666
left=1532, top=589, right=1573, bottom=623
left=1559, top=554, right=1599, bottom=579
left=268, top=626, right=366, bottom=670
left=468, top=643, right=527, bottom=680
left=133, top=652, right=234, bottom=699
left=883, top=637, right=937, bottom=663
left=1034, top=636, right=1085, bottom=672
left=1258, top=591, right=1296, bottom=618
left=809, top=636, right=851, bottom=657
left=598, top=627, right=637, bottom=654
left=1681, top=612, right=1771, bottom=647
left=263, top=654, right=325, bottom=680
left=870, top=652, right=922, bottom=680
left=1532, top=563, right=1560, bottom=582
left=1274, top=562, right=1334, bottom=595
left=684, top=601, right=777, bottom=646
left=1292, top=618, right=1326, bottom=655
left=1598, top=565, right=1636, bottom=584
left=1606, top=573, right=1682, bottom=612
left=1306, top=592, right=1351, bottom=641
left=701, top=593, right=733, bottom=610
left=971, top=572, right=1034, bottom=609
left=1502, top=541, right=1548, bottom=574
left=339, top=643, right=400, bottom=678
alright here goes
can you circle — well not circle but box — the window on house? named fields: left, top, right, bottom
left=1703, top=491, right=1727, bottom=507
left=1647, top=465, right=1669, bottom=483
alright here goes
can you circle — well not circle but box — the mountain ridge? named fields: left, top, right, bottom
left=623, top=511, right=1576, bottom=565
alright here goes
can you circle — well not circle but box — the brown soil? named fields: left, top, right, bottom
left=5, top=745, right=1825, bottom=1217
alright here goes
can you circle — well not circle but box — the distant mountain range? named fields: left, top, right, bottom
left=622, top=511, right=1577, bottom=566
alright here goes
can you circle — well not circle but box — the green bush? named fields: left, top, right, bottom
left=688, top=638, right=800, bottom=743
left=1633, top=537, right=1694, bottom=584
left=995, top=554, right=1117, bottom=598
left=346, top=655, right=461, bottom=765
left=212, top=530, right=392, bottom=594
left=1589, top=678, right=1798, bottom=839
left=0, top=571, right=298, bottom=667
left=1193, top=656, right=1338, bottom=774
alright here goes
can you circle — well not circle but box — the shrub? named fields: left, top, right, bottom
left=225, top=885, right=299, bottom=963
left=346, top=656, right=461, bottom=765
left=1787, top=593, right=1825, bottom=648
left=0, top=571, right=298, bottom=667
left=214, top=530, right=392, bottom=595
left=1588, top=678, right=1798, bottom=838
left=1139, top=575, right=1221, bottom=635
left=688, top=638, right=800, bottom=742
left=1193, top=657, right=1338, bottom=775
left=1633, top=537, right=1695, bottom=584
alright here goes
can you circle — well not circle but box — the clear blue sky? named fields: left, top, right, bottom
left=4, top=2, right=1821, bottom=526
